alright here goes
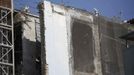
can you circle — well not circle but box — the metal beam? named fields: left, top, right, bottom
left=0, top=62, right=13, bottom=66
left=0, top=43, right=12, bottom=48
left=11, top=0, right=15, bottom=74
left=0, top=23, right=12, bottom=28
left=0, top=25, right=12, bottom=30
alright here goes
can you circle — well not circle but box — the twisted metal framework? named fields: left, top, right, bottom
left=0, top=0, right=15, bottom=75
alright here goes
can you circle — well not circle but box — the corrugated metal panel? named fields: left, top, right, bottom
left=0, top=0, right=11, bottom=8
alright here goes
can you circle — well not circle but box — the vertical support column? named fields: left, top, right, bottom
left=92, top=20, right=103, bottom=75
left=11, top=0, right=15, bottom=75
left=38, top=1, right=70, bottom=75
left=38, top=1, right=47, bottom=75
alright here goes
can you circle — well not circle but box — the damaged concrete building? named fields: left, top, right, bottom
left=38, top=1, right=134, bottom=75
left=0, top=0, right=134, bottom=75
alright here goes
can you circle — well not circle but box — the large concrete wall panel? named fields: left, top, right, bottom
left=44, top=1, right=70, bottom=75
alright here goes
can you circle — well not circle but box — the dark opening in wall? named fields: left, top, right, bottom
left=123, top=40, right=134, bottom=75
left=72, top=20, right=94, bottom=74
left=14, top=19, right=41, bottom=75
left=14, top=22, right=23, bottom=75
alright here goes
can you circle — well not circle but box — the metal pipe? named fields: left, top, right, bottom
left=11, top=0, right=15, bottom=75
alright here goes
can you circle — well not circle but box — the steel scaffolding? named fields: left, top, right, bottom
left=0, top=0, right=15, bottom=75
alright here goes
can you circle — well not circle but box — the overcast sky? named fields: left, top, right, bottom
left=14, top=0, right=134, bottom=20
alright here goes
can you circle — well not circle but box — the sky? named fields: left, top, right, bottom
left=14, top=0, right=134, bottom=20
